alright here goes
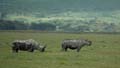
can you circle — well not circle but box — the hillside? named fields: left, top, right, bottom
left=0, top=0, right=120, bottom=32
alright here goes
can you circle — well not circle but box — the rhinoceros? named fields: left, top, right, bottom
left=61, top=39, right=92, bottom=52
left=12, top=39, right=46, bottom=53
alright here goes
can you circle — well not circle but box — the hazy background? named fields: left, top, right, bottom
left=0, top=0, right=120, bottom=32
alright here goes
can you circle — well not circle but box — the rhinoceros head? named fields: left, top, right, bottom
left=38, top=44, right=46, bottom=52
left=84, top=40, right=92, bottom=46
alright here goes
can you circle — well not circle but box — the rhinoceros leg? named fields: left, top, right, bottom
left=28, top=48, right=34, bottom=52
left=12, top=48, right=18, bottom=53
left=12, top=46, right=19, bottom=53
left=62, top=44, right=68, bottom=51
left=61, top=44, right=65, bottom=51
left=64, top=46, right=68, bottom=52
left=61, top=47, right=65, bottom=51
left=16, top=49, right=19, bottom=53
left=77, top=47, right=81, bottom=52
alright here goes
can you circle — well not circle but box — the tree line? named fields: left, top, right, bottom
left=0, top=19, right=118, bottom=32
left=0, top=19, right=56, bottom=31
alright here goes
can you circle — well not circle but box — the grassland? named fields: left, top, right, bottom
left=0, top=31, right=120, bottom=68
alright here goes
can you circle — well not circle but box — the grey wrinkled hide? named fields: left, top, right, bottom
left=61, top=39, right=92, bottom=52
left=12, top=39, right=46, bottom=53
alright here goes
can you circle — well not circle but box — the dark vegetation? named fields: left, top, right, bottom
left=0, top=18, right=118, bottom=32
left=0, top=19, right=56, bottom=31
left=0, top=19, right=28, bottom=30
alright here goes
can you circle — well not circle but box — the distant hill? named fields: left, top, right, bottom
left=0, top=0, right=120, bottom=32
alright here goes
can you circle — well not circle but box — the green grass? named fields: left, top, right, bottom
left=0, top=31, right=120, bottom=68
